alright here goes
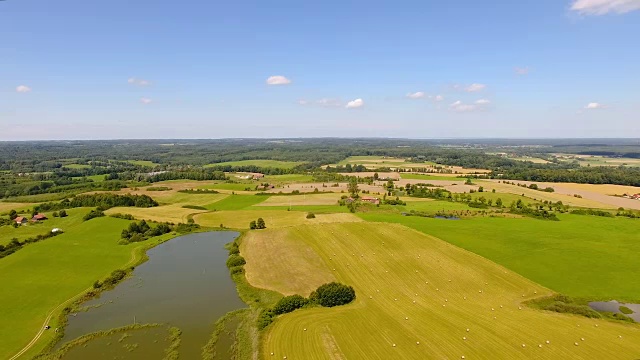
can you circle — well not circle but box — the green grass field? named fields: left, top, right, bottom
left=0, top=208, right=87, bottom=245
left=204, top=160, right=305, bottom=169
left=359, top=213, right=640, bottom=301
left=247, top=223, right=640, bottom=359
left=71, top=174, right=106, bottom=183
left=0, top=215, right=156, bottom=359
left=195, top=210, right=361, bottom=229
left=204, top=194, right=268, bottom=211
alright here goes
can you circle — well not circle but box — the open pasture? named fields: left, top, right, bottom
left=0, top=202, right=37, bottom=214
left=254, top=193, right=342, bottom=207
left=483, top=180, right=640, bottom=210
left=0, top=216, right=153, bottom=359
left=0, top=208, right=87, bottom=245
left=250, top=223, right=640, bottom=359
left=361, top=214, right=640, bottom=300
left=194, top=210, right=362, bottom=229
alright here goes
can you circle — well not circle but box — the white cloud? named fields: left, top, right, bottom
left=571, top=0, right=640, bottom=15
left=16, top=85, right=32, bottom=93
left=266, top=75, right=291, bottom=85
left=585, top=102, right=606, bottom=109
left=297, top=100, right=309, bottom=105
left=140, top=97, right=153, bottom=105
left=450, top=100, right=476, bottom=112
left=128, top=78, right=151, bottom=86
left=465, top=83, right=486, bottom=92
left=406, top=91, right=426, bottom=99
left=434, top=95, right=444, bottom=102
left=346, top=98, right=364, bottom=109
left=475, top=99, right=491, bottom=105
left=514, top=67, right=530, bottom=75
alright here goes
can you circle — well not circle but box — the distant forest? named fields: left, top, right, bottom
left=0, top=139, right=639, bottom=199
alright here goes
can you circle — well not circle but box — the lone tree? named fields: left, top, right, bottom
left=347, top=178, right=359, bottom=198
left=256, top=218, right=266, bottom=229
left=249, top=220, right=257, bottom=230
left=8, top=210, right=17, bottom=220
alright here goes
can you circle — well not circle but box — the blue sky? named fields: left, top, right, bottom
left=1, top=0, right=639, bottom=140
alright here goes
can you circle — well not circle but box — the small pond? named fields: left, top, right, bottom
left=57, top=231, right=245, bottom=359
left=589, top=300, right=640, bottom=322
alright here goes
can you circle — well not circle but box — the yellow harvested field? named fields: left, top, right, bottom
left=104, top=205, right=208, bottom=223
left=254, top=223, right=640, bottom=359
left=0, top=202, right=36, bottom=213
left=340, top=172, right=401, bottom=180
left=255, top=193, right=342, bottom=207
left=241, top=228, right=337, bottom=296
left=194, top=210, right=362, bottom=229
left=483, top=180, right=640, bottom=210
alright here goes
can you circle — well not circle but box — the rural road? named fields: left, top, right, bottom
left=8, top=248, right=141, bottom=359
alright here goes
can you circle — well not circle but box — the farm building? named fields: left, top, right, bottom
left=361, top=197, right=381, bottom=205
left=14, top=216, right=27, bottom=225
left=31, top=214, right=48, bottom=222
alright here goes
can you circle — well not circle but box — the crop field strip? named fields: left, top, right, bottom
left=247, top=223, right=640, bottom=359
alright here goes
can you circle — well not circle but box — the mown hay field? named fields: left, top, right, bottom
left=104, top=205, right=209, bottom=224
left=194, top=210, right=362, bottom=230
left=246, top=223, right=640, bottom=360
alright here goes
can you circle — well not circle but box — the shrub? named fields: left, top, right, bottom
left=306, top=212, right=316, bottom=219
left=309, top=282, right=356, bottom=307
left=59, top=210, right=68, bottom=217
left=229, top=266, right=245, bottom=275
left=83, top=209, right=105, bottom=221
left=249, top=220, right=257, bottom=230
left=229, top=242, right=240, bottom=255
left=257, top=309, right=275, bottom=330
left=273, top=295, right=309, bottom=315
left=226, top=255, right=246, bottom=268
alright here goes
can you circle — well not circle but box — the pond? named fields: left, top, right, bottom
left=589, top=300, right=640, bottom=322
left=57, top=231, right=245, bottom=359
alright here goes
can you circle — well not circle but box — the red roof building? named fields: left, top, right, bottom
left=15, top=216, right=27, bottom=224
left=32, top=214, right=48, bottom=221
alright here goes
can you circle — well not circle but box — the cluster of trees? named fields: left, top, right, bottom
left=83, top=209, right=105, bottom=221
left=146, top=170, right=227, bottom=182
left=491, top=167, right=640, bottom=187
left=249, top=218, right=266, bottom=230
left=570, top=209, right=614, bottom=217
left=178, top=189, right=219, bottom=194
left=258, top=282, right=356, bottom=330
left=0, top=230, right=63, bottom=259
left=36, top=193, right=158, bottom=212
left=509, top=199, right=559, bottom=221
left=120, top=220, right=172, bottom=244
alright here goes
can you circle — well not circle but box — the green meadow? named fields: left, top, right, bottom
left=204, top=194, right=268, bottom=210
left=0, top=208, right=87, bottom=245
left=0, top=215, right=157, bottom=359
left=399, top=173, right=464, bottom=181
left=359, top=213, right=640, bottom=301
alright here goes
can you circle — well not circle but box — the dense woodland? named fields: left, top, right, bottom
left=1, top=139, right=639, bottom=200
